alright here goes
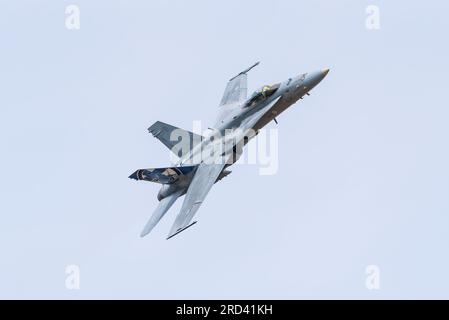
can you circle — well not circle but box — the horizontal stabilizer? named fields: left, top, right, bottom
left=129, top=166, right=196, bottom=184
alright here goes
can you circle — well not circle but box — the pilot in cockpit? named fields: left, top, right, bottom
left=244, top=83, right=280, bottom=108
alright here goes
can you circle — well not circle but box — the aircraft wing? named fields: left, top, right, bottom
left=167, top=161, right=227, bottom=239
left=219, top=62, right=259, bottom=106
left=241, top=96, right=283, bottom=132
left=140, top=190, right=182, bottom=237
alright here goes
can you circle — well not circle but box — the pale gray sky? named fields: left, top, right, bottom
left=1, top=0, right=448, bottom=299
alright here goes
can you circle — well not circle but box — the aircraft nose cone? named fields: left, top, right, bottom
left=302, top=68, right=330, bottom=89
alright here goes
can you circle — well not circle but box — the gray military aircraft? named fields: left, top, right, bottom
left=130, top=62, right=329, bottom=239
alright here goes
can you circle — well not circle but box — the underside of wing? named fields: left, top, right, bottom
left=140, top=190, right=182, bottom=237
left=220, top=74, right=247, bottom=106
left=219, top=62, right=259, bottom=106
left=241, top=96, right=283, bottom=132
left=167, top=161, right=227, bottom=239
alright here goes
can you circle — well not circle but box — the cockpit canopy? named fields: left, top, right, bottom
left=244, top=83, right=280, bottom=108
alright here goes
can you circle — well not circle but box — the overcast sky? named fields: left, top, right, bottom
left=1, top=0, right=448, bottom=299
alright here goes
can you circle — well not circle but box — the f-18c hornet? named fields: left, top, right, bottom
left=130, top=62, right=329, bottom=239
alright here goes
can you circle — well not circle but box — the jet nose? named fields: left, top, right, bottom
left=303, top=68, right=330, bottom=89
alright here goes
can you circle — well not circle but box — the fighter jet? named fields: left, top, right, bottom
left=129, top=62, right=329, bottom=239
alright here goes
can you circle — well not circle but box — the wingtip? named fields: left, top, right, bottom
left=140, top=229, right=149, bottom=237
left=229, top=61, right=261, bottom=81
